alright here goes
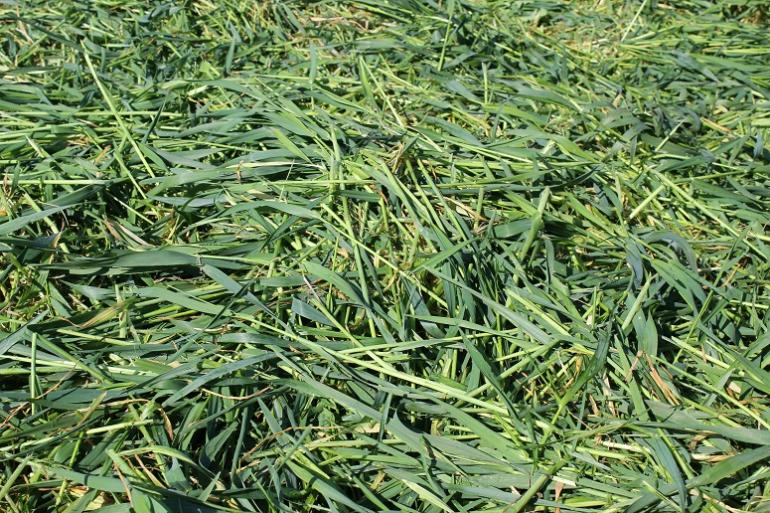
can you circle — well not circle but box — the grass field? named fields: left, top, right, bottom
left=1, top=0, right=770, bottom=512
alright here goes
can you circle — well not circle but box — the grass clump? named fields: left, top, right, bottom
left=1, top=1, right=770, bottom=512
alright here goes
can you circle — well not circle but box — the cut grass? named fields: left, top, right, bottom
left=1, top=0, right=770, bottom=512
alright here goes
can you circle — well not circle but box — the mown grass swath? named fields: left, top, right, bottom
left=1, top=1, right=769, bottom=512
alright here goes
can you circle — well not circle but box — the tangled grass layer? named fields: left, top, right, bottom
left=1, top=1, right=769, bottom=512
